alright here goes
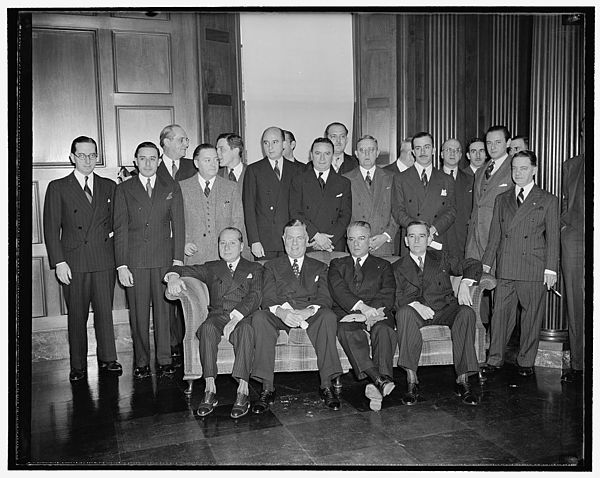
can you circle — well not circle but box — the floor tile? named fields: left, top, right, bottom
left=269, top=390, right=360, bottom=426
left=119, top=438, right=216, bottom=465
left=313, top=442, right=420, bottom=465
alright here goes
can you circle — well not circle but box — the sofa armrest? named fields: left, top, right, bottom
left=451, top=272, right=497, bottom=328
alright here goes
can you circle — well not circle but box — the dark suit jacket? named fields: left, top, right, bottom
left=445, top=168, right=474, bottom=259
left=218, top=164, right=247, bottom=193
left=114, top=174, right=185, bottom=268
left=168, top=258, right=263, bottom=318
left=338, top=153, right=359, bottom=175
left=482, top=185, right=559, bottom=281
left=393, top=249, right=482, bottom=313
left=289, top=167, right=352, bottom=251
left=157, top=156, right=197, bottom=182
left=560, top=154, right=584, bottom=237
left=262, top=255, right=332, bottom=310
left=243, top=157, right=301, bottom=252
left=328, top=254, right=395, bottom=320
left=383, top=161, right=403, bottom=178
left=392, top=166, right=456, bottom=247
left=43, top=172, right=116, bottom=272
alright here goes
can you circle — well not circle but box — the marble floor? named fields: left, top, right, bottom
left=26, top=351, right=587, bottom=469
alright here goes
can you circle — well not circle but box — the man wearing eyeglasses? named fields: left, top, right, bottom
left=343, top=135, right=397, bottom=257
left=392, top=131, right=456, bottom=255
left=157, top=124, right=197, bottom=183
left=440, top=138, right=473, bottom=260
left=43, top=136, right=122, bottom=382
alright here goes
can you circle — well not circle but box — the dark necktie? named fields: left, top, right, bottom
left=353, top=257, right=364, bottom=284
left=146, top=178, right=152, bottom=198
left=292, top=259, right=300, bottom=279
left=274, top=160, right=281, bottom=180
left=485, top=160, right=495, bottom=180
left=365, top=171, right=372, bottom=188
left=418, top=256, right=424, bottom=272
left=228, top=263, right=235, bottom=277
left=421, top=169, right=428, bottom=188
left=83, top=176, right=93, bottom=203
left=318, top=172, right=325, bottom=190
left=204, top=180, right=211, bottom=198
left=228, top=168, right=237, bottom=182
left=517, top=187, right=524, bottom=207
left=172, top=160, right=178, bottom=179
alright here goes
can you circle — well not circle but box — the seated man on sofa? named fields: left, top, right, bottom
left=250, top=219, right=344, bottom=413
left=393, top=220, right=482, bottom=406
left=165, top=227, right=263, bottom=419
left=328, top=221, right=398, bottom=411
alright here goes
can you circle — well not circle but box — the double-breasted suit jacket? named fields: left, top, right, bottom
left=243, top=157, right=301, bottom=255
left=344, top=167, right=398, bottom=257
left=328, top=254, right=397, bottom=379
left=179, top=174, right=245, bottom=266
left=157, top=156, right=197, bottom=183
left=43, top=172, right=118, bottom=369
left=392, top=166, right=456, bottom=250
left=445, top=168, right=474, bottom=260
left=465, top=157, right=512, bottom=262
left=289, top=167, right=352, bottom=252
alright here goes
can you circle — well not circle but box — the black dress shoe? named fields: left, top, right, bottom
left=455, top=381, right=478, bottom=405
left=561, top=369, right=583, bottom=383
left=69, top=368, right=87, bottom=382
left=196, top=391, right=218, bottom=417
left=332, top=375, right=343, bottom=396
left=518, top=366, right=534, bottom=377
left=402, top=382, right=420, bottom=406
left=374, top=376, right=396, bottom=397
left=252, top=389, right=276, bottom=414
left=481, top=364, right=502, bottom=375
left=133, top=365, right=151, bottom=379
left=157, top=363, right=176, bottom=376
left=320, top=386, right=341, bottom=410
left=99, top=360, right=123, bottom=375
left=230, top=393, right=250, bottom=419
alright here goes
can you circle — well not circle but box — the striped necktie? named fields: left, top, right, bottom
left=228, top=169, right=237, bottom=182
left=146, top=178, right=152, bottom=198
left=204, top=180, right=211, bottom=197
left=365, top=171, right=372, bottom=188
left=318, top=172, right=325, bottom=190
left=421, top=169, right=428, bottom=188
left=517, top=187, right=524, bottom=207
left=83, top=176, right=93, bottom=203
left=172, top=160, right=178, bottom=178
left=274, top=160, right=281, bottom=180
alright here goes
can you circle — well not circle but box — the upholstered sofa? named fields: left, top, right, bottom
left=165, top=251, right=496, bottom=395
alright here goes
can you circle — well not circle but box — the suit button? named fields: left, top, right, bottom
left=146, top=223, right=149, bottom=227
left=417, top=213, right=421, bottom=217
left=203, top=233, right=206, bottom=237
left=270, top=206, right=274, bottom=210
left=524, top=235, right=528, bottom=239
left=505, top=234, right=509, bottom=238
left=84, top=240, right=88, bottom=244
left=78, top=226, right=82, bottom=229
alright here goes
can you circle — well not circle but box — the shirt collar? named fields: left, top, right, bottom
left=314, top=168, right=330, bottom=182
left=470, top=164, right=479, bottom=174
left=139, top=173, right=156, bottom=188
left=359, top=165, right=376, bottom=180
left=515, top=181, right=535, bottom=199
left=396, top=159, right=410, bottom=172
left=332, top=154, right=345, bottom=172
left=352, top=253, right=369, bottom=265
left=443, top=166, right=458, bottom=178
left=490, top=153, right=508, bottom=171
left=197, top=173, right=216, bottom=189
left=230, top=162, right=244, bottom=179
left=289, top=255, right=304, bottom=270
left=227, top=257, right=241, bottom=271
left=73, top=169, right=93, bottom=190
left=409, top=251, right=426, bottom=266
left=413, top=162, right=432, bottom=178
left=268, top=157, right=284, bottom=172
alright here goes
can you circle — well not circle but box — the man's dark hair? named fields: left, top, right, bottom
left=192, top=143, right=216, bottom=158
left=406, top=220, right=431, bottom=237
left=324, top=122, right=348, bottom=136
left=310, top=137, right=334, bottom=152
left=134, top=141, right=160, bottom=157
left=347, top=220, right=372, bottom=235
left=283, top=130, right=296, bottom=143
left=486, top=125, right=511, bottom=142
left=512, top=150, right=537, bottom=167
left=71, top=136, right=97, bottom=154
left=411, top=132, right=434, bottom=149
left=511, top=135, right=529, bottom=149
left=218, top=227, right=243, bottom=244
left=466, top=137, right=485, bottom=151
left=283, top=218, right=307, bottom=234
left=216, top=133, right=244, bottom=155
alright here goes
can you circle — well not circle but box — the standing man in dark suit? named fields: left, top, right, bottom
left=283, top=129, right=306, bottom=167
left=328, top=221, right=397, bottom=411
left=384, top=137, right=414, bottom=177
left=509, top=135, right=529, bottom=156
left=165, top=227, right=263, bottom=418
left=216, top=133, right=246, bottom=189
left=157, top=124, right=197, bottom=182
left=43, top=136, right=122, bottom=382
left=289, top=137, right=352, bottom=252
left=250, top=219, right=344, bottom=413
left=464, top=138, right=488, bottom=177
left=392, top=131, right=456, bottom=254
left=481, top=150, right=559, bottom=377
left=325, top=122, right=358, bottom=175
left=394, top=221, right=482, bottom=406
left=440, top=138, right=474, bottom=260
left=243, top=126, right=301, bottom=260
left=114, top=141, right=185, bottom=379
left=344, top=135, right=397, bottom=257
left=560, top=138, right=585, bottom=383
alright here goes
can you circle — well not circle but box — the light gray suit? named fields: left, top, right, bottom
left=179, top=174, right=245, bottom=266
left=344, top=167, right=398, bottom=257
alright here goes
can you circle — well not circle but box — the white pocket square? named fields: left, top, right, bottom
left=166, top=192, right=173, bottom=200
left=336, top=193, right=343, bottom=198
left=499, top=183, right=508, bottom=187
left=247, top=273, right=253, bottom=279
left=107, top=198, right=111, bottom=203
left=314, top=275, right=319, bottom=282
left=109, top=231, right=114, bottom=238
left=441, top=189, right=447, bottom=196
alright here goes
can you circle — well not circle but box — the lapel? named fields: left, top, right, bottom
left=131, top=175, right=154, bottom=207
left=371, top=168, right=386, bottom=201
left=88, top=173, right=105, bottom=224
left=398, top=255, right=422, bottom=288
left=406, top=166, right=426, bottom=201
left=509, top=185, right=542, bottom=229
left=424, top=168, right=444, bottom=204
left=421, top=250, right=438, bottom=285
left=487, top=157, right=512, bottom=189
left=230, top=258, right=252, bottom=291
left=66, top=172, right=94, bottom=212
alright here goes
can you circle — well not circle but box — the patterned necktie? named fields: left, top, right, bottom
left=421, top=169, right=428, bottom=188
left=84, top=176, right=93, bottom=203
left=204, top=180, right=211, bottom=197
left=517, top=187, right=524, bottom=207
left=172, top=160, right=178, bottom=179
left=228, top=263, right=235, bottom=277
left=228, top=168, right=237, bottom=182
left=353, top=257, right=363, bottom=283
left=318, top=172, right=325, bottom=190
left=485, top=160, right=495, bottom=180
left=418, top=256, right=424, bottom=272
left=146, top=177, right=152, bottom=198
left=274, top=160, right=281, bottom=180
left=365, top=171, right=372, bottom=188
left=292, top=259, right=300, bottom=279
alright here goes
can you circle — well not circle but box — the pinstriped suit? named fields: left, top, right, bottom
left=393, top=249, right=482, bottom=376
left=343, top=167, right=398, bottom=257
left=482, top=185, right=560, bottom=368
left=43, top=172, right=118, bottom=370
left=328, top=254, right=397, bottom=380
left=168, top=258, right=263, bottom=380
left=445, top=168, right=474, bottom=260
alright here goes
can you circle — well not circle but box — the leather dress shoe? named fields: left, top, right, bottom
left=374, top=376, right=396, bottom=397
left=320, top=386, right=341, bottom=410
left=69, top=368, right=87, bottom=382
left=99, top=360, right=123, bottom=375
left=133, top=365, right=151, bottom=379
left=157, top=363, right=176, bottom=376
left=252, top=389, right=276, bottom=414
left=197, top=391, right=218, bottom=417
left=455, top=381, right=478, bottom=405
left=171, top=345, right=182, bottom=358
left=365, top=383, right=383, bottom=411
left=518, top=366, right=534, bottom=377
left=332, top=375, right=343, bottom=396
left=481, top=364, right=502, bottom=376
left=402, top=382, right=420, bottom=406
left=561, top=369, right=583, bottom=383
left=230, top=393, right=250, bottom=419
